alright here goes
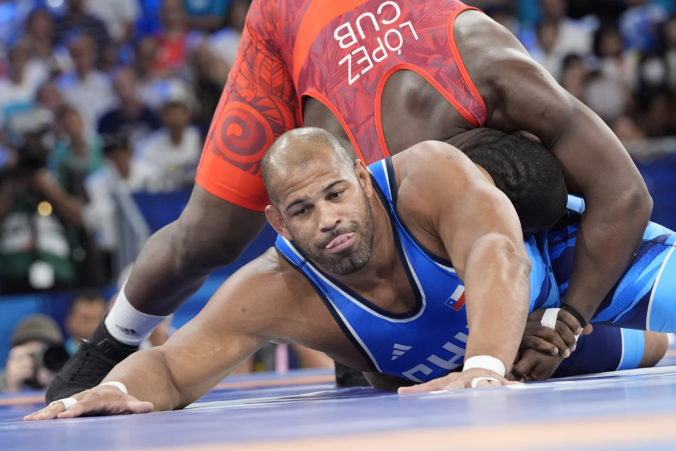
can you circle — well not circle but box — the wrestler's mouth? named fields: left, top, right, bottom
left=325, top=233, right=356, bottom=252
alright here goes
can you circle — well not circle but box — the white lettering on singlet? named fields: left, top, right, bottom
left=334, top=1, right=419, bottom=85
left=401, top=329, right=469, bottom=383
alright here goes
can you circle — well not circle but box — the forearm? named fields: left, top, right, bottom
left=102, top=348, right=183, bottom=411
left=563, top=194, right=650, bottom=320
left=555, top=102, right=652, bottom=320
left=463, top=234, right=531, bottom=370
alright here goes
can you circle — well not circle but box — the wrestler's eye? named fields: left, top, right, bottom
left=293, top=207, right=309, bottom=217
left=328, top=190, right=344, bottom=200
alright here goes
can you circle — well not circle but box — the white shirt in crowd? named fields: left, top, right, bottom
left=133, top=125, right=203, bottom=192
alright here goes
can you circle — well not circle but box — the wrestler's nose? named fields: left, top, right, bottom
left=317, top=202, right=342, bottom=232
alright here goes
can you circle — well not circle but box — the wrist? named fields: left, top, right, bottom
left=462, top=355, right=506, bottom=377
left=560, top=303, right=588, bottom=328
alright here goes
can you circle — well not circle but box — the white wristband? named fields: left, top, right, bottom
left=462, top=355, right=506, bottom=377
left=99, top=381, right=128, bottom=394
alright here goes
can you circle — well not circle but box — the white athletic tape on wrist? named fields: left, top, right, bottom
left=49, top=397, right=77, bottom=411
left=470, top=376, right=500, bottom=388
left=462, top=355, right=506, bottom=377
left=100, top=381, right=128, bottom=394
left=540, top=308, right=560, bottom=330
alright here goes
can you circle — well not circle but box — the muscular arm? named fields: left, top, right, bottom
left=27, top=256, right=283, bottom=419
left=112, top=262, right=278, bottom=408
left=455, top=11, right=652, bottom=322
left=398, top=142, right=531, bottom=374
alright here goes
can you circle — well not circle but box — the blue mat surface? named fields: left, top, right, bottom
left=3, top=349, right=676, bottom=451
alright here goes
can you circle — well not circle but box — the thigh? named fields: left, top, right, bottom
left=592, top=225, right=676, bottom=331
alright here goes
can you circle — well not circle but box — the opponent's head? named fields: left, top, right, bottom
left=458, top=128, right=568, bottom=234
left=263, top=127, right=375, bottom=275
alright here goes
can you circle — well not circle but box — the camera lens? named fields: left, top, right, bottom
left=42, top=344, right=70, bottom=373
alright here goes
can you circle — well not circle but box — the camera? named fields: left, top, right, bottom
left=25, top=343, right=70, bottom=389
left=4, top=108, right=54, bottom=176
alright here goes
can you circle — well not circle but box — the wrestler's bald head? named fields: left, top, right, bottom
left=262, top=127, right=355, bottom=205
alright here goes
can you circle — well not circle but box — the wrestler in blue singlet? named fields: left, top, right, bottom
left=276, top=158, right=676, bottom=382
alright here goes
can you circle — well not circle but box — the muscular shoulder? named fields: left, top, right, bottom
left=212, top=247, right=313, bottom=332
left=453, top=10, right=555, bottom=114
left=392, top=140, right=477, bottom=189
left=390, top=141, right=486, bottom=246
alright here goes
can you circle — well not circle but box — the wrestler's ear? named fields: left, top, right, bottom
left=354, top=159, right=373, bottom=196
left=265, top=204, right=292, bottom=240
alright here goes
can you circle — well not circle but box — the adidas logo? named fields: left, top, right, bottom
left=391, top=343, right=412, bottom=360
left=115, top=325, right=139, bottom=336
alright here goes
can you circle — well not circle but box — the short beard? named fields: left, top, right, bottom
left=296, top=196, right=374, bottom=275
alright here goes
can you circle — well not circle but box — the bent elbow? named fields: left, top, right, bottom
left=621, top=183, right=653, bottom=226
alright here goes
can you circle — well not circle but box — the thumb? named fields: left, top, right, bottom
left=581, top=323, right=594, bottom=335
left=127, top=401, right=154, bottom=413
left=398, top=379, right=444, bottom=395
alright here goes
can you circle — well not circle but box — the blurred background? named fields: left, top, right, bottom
left=1, top=0, right=675, bottom=393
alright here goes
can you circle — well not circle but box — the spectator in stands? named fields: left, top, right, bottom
left=85, top=0, right=141, bottom=46
left=134, top=98, right=202, bottom=192
left=560, top=53, right=590, bottom=101
left=208, top=0, right=250, bottom=68
left=184, top=0, right=231, bottom=32
left=56, top=33, right=116, bottom=135
left=151, top=0, right=192, bottom=79
left=585, top=22, right=638, bottom=123
left=594, top=22, right=639, bottom=91
left=526, top=0, right=595, bottom=80
left=641, top=88, right=676, bottom=138
left=638, top=14, right=676, bottom=101
left=0, top=40, right=48, bottom=127
left=0, top=314, right=68, bottom=393
left=52, top=0, right=111, bottom=68
left=132, top=36, right=193, bottom=113
left=0, top=109, right=79, bottom=293
left=98, top=67, right=161, bottom=150
left=83, top=134, right=150, bottom=281
left=189, top=39, right=229, bottom=134
left=51, top=105, right=104, bottom=190
left=35, top=81, right=65, bottom=117
left=49, top=105, right=110, bottom=287
left=619, top=0, right=675, bottom=53
left=21, top=8, right=71, bottom=79
left=64, top=291, right=107, bottom=355
left=661, top=15, right=676, bottom=91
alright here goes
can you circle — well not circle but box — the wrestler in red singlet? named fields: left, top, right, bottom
left=195, top=0, right=485, bottom=211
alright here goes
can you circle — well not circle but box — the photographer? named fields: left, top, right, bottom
left=0, top=108, right=81, bottom=293
left=0, top=314, right=68, bottom=393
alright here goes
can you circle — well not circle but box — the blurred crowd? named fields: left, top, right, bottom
left=475, top=0, right=676, bottom=150
left=2, top=0, right=676, bottom=391
left=0, top=0, right=251, bottom=295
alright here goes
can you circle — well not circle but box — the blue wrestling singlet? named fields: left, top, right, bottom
left=276, top=158, right=480, bottom=382
left=275, top=158, right=676, bottom=382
